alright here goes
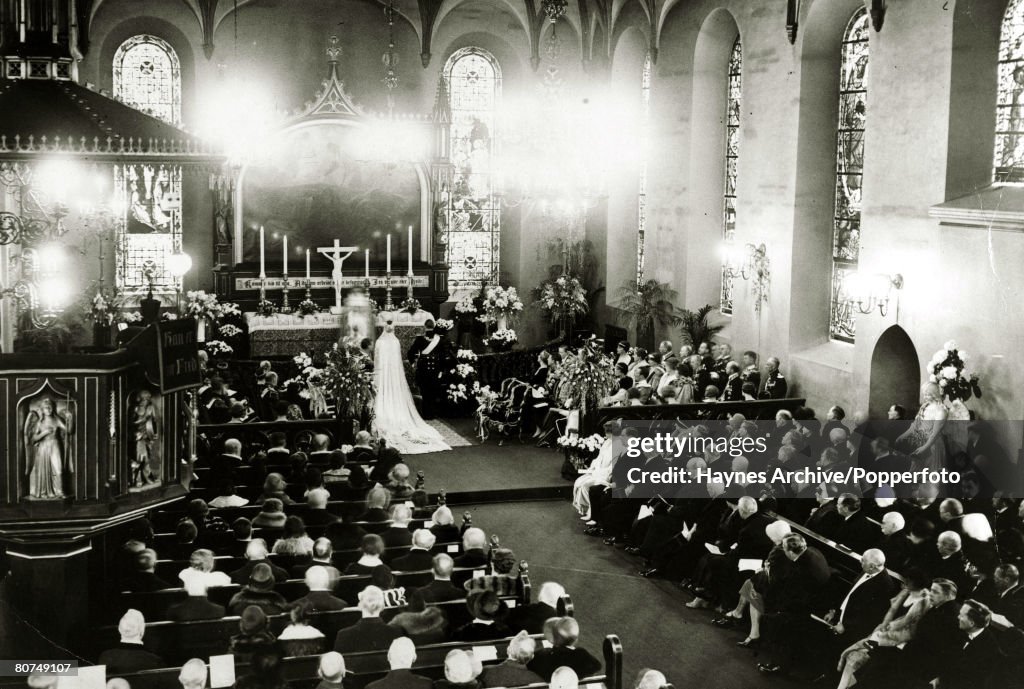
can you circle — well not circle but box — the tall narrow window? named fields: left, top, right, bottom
left=721, top=37, right=742, bottom=314
left=113, top=35, right=181, bottom=125
left=444, top=47, right=502, bottom=289
left=115, top=164, right=184, bottom=295
left=996, top=0, right=1024, bottom=182
left=636, top=51, right=652, bottom=286
left=829, top=9, right=869, bottom=343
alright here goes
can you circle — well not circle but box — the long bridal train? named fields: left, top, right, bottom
left=372, top=325, right=452, bottom=454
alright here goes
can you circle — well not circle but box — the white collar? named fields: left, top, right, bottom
left=473, top=618, right=495, bottom=625
left=967, top=628, right=984, bottom=641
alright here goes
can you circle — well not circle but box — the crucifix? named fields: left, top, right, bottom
left=317, top=239, right=359, bottom=314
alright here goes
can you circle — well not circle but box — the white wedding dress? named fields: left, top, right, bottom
left=373, top=326, right=452, bottom=454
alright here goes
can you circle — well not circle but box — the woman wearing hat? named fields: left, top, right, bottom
left=278, top=599, right=327, bottom=657
left=454, top=590, right=510, bottom=642
left=228, top=562, right=289, bottom=616
left=272, top=515, right=314, bottom=556
left=345, top=534, right=393, bottom=579
left=464, top=548, right=518, bottom=596
left=229, top=605, right=278, bottom=662
left=253, top=498, right=288, bottom=529
left=235, top=648, right=290, bottom=689
left=260, top=473, right=295, bottom=506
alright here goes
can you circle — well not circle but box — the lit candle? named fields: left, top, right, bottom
left=365, top=249, right=370, bottom=278
left=259, top=225, right=265, bottom=278
left=282, top=234, right=288, bottom=277
left=408, top=225, right=413, bottom=275
left=386, top=233, right=391, bottom=273
left=305, top=249, right=310, bottom=281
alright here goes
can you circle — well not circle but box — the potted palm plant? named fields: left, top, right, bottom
left=678, top=304, right=725, bottom=349
left=615, top=279, right=683, bottom=351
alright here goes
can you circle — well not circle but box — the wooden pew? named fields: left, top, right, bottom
left=83, top=629, right=620, bottom=689
left=198, top=419, right=349, bottom=456
left=117, top=565, right=496, bottom=624
left=590, top=397, right=808, bottom=433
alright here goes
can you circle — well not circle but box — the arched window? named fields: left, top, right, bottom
left=113, top=35, right=181, bottom=125
left=721, top=37, right=742, bottom=314
left=829, top=9, right=869, bottom=343
left=444, top=47, right=502, bottom=289
left=996, top=0, right=1024, bottom=182
left=636, top=51, right=652, bottom=285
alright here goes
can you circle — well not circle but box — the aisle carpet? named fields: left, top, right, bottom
left=426, top=418, right=475, bottom=447
left=461, top=501, right=771, bottom=688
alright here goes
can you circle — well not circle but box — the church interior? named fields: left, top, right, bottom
left=2, top=0, right=1024, bottom=687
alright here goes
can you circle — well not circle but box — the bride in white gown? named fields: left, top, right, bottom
left=373, top=322, right=452, bottom=454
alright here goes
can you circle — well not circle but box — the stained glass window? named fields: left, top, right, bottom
left=721, top=38, right=742, bottom=314
left=829, top=9, right=869, bottom=343
left=115, top=164, right=184, bottom=295
left=113, top=35, right=181, bottom=125
left=636, top=52, right=652, bottom=287
left=996, top=0, right=1024, bottom=182
left=444, top=47, right=502, bottom=289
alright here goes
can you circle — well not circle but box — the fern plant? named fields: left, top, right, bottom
left=678, top=304, right=725, bottom=347
left=615, top=279, right=683, bottom=336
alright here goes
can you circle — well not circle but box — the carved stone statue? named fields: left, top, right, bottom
left=130, top=389, right=161, bottom=488
left=24, top=396, right=74, bottom=499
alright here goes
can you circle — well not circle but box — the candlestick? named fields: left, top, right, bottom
left=386, top=233, right=391, bottom=273
left=259, top=225, right=266, bottom=278
left=283, top=234, right=288, bottom=275
left=407, top=225, right=413, bottom=275
left=365, top=249, right=370, bottom=279
left=385, top=271, right=394, bottom=310
left=305, top=249, right=311, bottom=281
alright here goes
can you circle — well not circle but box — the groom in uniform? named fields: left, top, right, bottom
left=408, top=319, right=443, bottom=419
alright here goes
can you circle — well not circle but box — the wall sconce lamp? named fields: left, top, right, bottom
left=844, top=271, right=903, bottom=316
left=721, top=241, right=771, bottom=314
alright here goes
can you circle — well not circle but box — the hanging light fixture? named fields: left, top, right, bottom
left=382, top=0, right=400, bottom=115
left=542, top=0, right=568, bottom=62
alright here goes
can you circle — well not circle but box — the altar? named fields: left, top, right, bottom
left=246, top=309, right=434, bottom=357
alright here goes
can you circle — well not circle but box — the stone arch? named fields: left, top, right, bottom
left=868, top=325, right=920, bottom=419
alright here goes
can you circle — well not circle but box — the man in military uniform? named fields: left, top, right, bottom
left=759, top=356, right=788, bottom=399
left=408, top=320, right=442, bottom=419
left=741, top=350, right=761, bottom=391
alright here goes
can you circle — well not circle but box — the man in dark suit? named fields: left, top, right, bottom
left=348, top=431, right=379, bottom=465
left=990, top=564, right=1024, bottom=626
left=229, top=539, right=290, bottom=584
left=527, top=617, right=602, bottom=681
left=333, top=585, right=403, bottom=652
left=877, top=511, right=913, bottom=572
left=506, top=581, right=563, bottom=634
left=381, top=505, right=414, bottom=549
left=453, top=528, right=489, bottom=568
left=413, top=554, right=463, bottom=603
left=327, top=511, right=368, bottom=552
left=937, top=600, right=1003, bottom=689
left=689, top=496, right=773, bottom=610
left=121, top=548, right=172, bottom=592
left=293, top=565, right=349, bottom=612
left=167, top=578, right=226, bottom=621
left=856, top=578, right=961, bottom=689
left=821, top=549, right=898, bottom=663
left=939, top=497, right=966, bottom=536
left=740, top=350, right=761, bottom=392
left=208, top=438, right=243, bottom=486
left=390, top=529, right=435, bottom=572
left=302, top=488, right=340, bottom=529
left=407, top=320, right=444, bottom=418
left=833, top=494, right=882, bottom=554
left=291, top=537, right=343, bottom=583
left=758, top=534, right=831, bottom=676
left=928, top=531, right=972, bottom=593
left=97, top=609, right=165, bottom=675
left=366, top=637, right=433, bottom=689
left=720, top=361, right=744, bottom=402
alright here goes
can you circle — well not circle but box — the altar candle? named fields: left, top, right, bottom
left=386, top=233, right=392, bottom=273
left=365, top=249, right=370, bottom=278
left=305, top=249, right=310, bottom=281
left=259, top=226, right=265, bottom=278
left=282, top=234, right=288, bottom=275
left=408, top=225, right=413, bottom=274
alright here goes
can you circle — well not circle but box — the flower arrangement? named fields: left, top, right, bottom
left=478, top=285, right=525, bottom=326
left=204, top=340, right=233, bottom=357
left=555, top=347, right=617, bottom=419
left=121, top=311, right=144, bottom=324
left=321, top=342, right=375, bottom=420
left=444, top=349, right=479, bottom=410
left=283, top=351, right=329, bottom=417
left=473, top=382, right=498, bottom=411
left=400, top=297, right=421, bottom=313
left=454, top=294, right=478, bottom=314
left=257, top=297, right=277, bottom=317
left=185, top=291, right=240, bottom=322
left=297, top=299, right=319, bottom=316
left=434, top=318, right=454, bottom=333
left=86, top=290, right=124, bottom=326
left=485, top=328, right=518, bottom=351
left=928, top=340, right=982, bottom=403
left=219, top=324, right=242, bottom=339
left=534, top=274, right=589, bottom=326
left=557, top=433, right=604, bottom=454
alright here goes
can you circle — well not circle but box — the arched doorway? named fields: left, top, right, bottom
left=869, top=325, right=920, bottom=419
